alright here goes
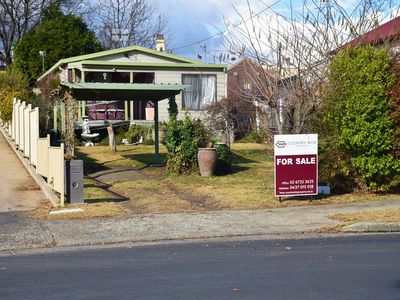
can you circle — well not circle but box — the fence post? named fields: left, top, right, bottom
left=11, top=98, right=16, bottom=141
left=30, top=107, right=39, bottom=166
left=23, top=104, right=31, bottom=158
left=15, top=100, right=21, bottom=146
left=18, top=101, right=26, bottom=151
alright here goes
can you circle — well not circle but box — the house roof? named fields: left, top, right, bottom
left=62, top=82, right=189, bottom=101
left=38, top=45, right=227, bottom=81
left=68, top=60, right=226, bottom=70
left=333, top=16, right=400, bottom=53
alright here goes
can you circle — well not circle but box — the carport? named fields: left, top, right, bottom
left=62, top=82, right=189, bottom=163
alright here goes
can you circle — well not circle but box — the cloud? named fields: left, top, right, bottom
left=158, top=0, right=274, bottom=59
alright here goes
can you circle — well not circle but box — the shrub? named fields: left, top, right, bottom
left=321, top=46, right=400, bottom=191
left=0, top=69, right=30, bottom=124
left=125, top=124, right=147, bottom=143
left=165, top=113, right=211, bottom=175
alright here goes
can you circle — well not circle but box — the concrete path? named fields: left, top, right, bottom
left=0, top=132, right=45, bottom=212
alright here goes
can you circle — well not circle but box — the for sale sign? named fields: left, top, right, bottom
left=274, top=134, right=318, bottom=197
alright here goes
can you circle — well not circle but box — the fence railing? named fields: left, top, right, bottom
left=5, top=98, right=65, bottom=205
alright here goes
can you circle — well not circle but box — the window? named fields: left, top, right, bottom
left=182, top=74, right=216, bottom=109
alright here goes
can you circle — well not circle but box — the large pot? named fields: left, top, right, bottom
left=152, top=127, right=167, bottom=144
left=197, top=148, right=217, bottom=176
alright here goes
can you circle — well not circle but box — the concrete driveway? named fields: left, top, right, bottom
left=0, top=132, right=45, bottom=212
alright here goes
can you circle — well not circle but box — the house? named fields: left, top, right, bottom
left=333, top=15, right=400, bottom=52
left=227, top=57, right=282, bottom=134
left=37, top=38, right=227, bottom=125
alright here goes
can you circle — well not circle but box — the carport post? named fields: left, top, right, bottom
left=154, top=100, right=159, bottom=164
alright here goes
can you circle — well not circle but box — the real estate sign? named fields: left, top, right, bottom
left=274, top=134, right=318, bottom=197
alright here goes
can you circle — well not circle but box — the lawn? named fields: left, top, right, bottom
left=74, top=143, right=400, bottom=214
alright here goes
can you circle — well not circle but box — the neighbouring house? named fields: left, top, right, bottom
left=37, top=36, right=227, bottom=125
left=333, top=15, right=400, bottom=52
left=227, top=57, right=283, bottom=134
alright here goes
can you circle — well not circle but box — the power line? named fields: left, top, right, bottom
left=169, top=0, right=284, bottom=52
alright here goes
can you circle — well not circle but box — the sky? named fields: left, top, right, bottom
left=158, top=0, right=276, bottom=62
left=157, top=0, right=400, bottom=63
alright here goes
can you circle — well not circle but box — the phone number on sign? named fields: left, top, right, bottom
left=289, top=184, right=314, bottom=190
left=289, top=179, right=314, bottom=185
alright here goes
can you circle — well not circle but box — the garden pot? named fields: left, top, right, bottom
left=152, top=127, right=167, bottom=144
left=197, top=148, right=217, bottom=176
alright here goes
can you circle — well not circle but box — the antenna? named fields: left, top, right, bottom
left=112, top=28, right=129, bottom=46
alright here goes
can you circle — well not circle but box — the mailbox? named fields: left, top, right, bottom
left=65, top=160, right=84, bottom=204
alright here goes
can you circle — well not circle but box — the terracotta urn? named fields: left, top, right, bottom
left=197, top=148, right=217, bottom=176
left=152, top=127, right=167, bottom=144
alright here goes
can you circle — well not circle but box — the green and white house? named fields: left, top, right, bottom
left=38, top=44, right=228, bottom=124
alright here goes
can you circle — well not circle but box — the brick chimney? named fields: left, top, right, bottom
left=156, top=34, right=165, bottom=52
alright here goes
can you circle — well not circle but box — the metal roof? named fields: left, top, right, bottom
left=332, top=16, right=400, bottom=53
left=62, top=82, right=189, bottom=101
left=38, top=45, right=227, bottom=81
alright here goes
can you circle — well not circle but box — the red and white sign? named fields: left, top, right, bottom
left=274, top=134, right=318, bottom=197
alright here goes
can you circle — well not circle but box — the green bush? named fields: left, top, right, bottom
left=125, top=124, right=147, bottom=144
left=238, top=130, right=268, bottom=144
left=0, top=69, right=30, bottom=123
left=165, top=114, right=211, bottom=175
left=97, top=124, right=129, bottom=146
left=321, top=46, right=400, bottom=191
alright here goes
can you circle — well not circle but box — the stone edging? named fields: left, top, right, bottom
left=343, top=222, right=400, bottom=232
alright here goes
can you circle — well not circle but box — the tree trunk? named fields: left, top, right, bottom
left=64, top=91, right=77, bottom=159
left=107, top=124, right=117, bottom=151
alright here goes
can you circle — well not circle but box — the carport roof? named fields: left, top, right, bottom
left=62, top=82, right=189, bottom=101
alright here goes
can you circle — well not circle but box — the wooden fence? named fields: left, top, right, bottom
left=5, top=98, right=65, bottom=205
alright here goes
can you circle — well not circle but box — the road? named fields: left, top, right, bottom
left=1, top=234, right=399, bottom=299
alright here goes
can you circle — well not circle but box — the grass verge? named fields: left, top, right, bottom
left=329, top=208, right=400, bottom=223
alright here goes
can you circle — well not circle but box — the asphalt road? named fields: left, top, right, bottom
left=1, top=234, right=400, bottom=300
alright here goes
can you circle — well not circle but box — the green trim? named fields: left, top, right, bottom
left=62, top=82, right=190, bottom=91
left=73, top=60, right=226, bottom=70
left=38, top=46, right=227, bottom=81
left=61, top=82, right=189, bottom=102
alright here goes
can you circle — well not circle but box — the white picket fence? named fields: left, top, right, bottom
left=5, top=98, right=65, bottom=205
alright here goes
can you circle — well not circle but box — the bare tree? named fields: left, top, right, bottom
left=0, top=0, right=81, bottom=65
left=90, top=0, right=168, bottom=49
left=223, top=0, right=399, bottom=135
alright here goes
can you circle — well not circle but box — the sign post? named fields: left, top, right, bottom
left=274, top=134, right=318, bottom=197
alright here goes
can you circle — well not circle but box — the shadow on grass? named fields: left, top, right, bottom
left=213, top=152, right=256, bottom=176
left=122, top=153, right=167, bottom=166
left=85, top=197, right=127, bottom=204
left=231, top=152, right=257, bottom=164
left=214, top=165, right=250, bottom=176
left=84, top=176, right=128, bottom=203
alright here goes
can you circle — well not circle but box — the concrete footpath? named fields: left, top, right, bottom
left=2, top=198, right=400, bottom=252
left=0, top=130, right=45, bottom=212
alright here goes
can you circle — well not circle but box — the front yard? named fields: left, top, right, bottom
left=70, top=143, right=400, bottom=216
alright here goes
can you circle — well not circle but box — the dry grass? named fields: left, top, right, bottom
left=312, top=223, right=352, bottom=233
left=25, top=200, right=127, bottom=220
left=16, top=183, right=41, bottom=191
left=113, top=180, right=202, bottom=214
left=330, top=208, right=400, bottom=223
